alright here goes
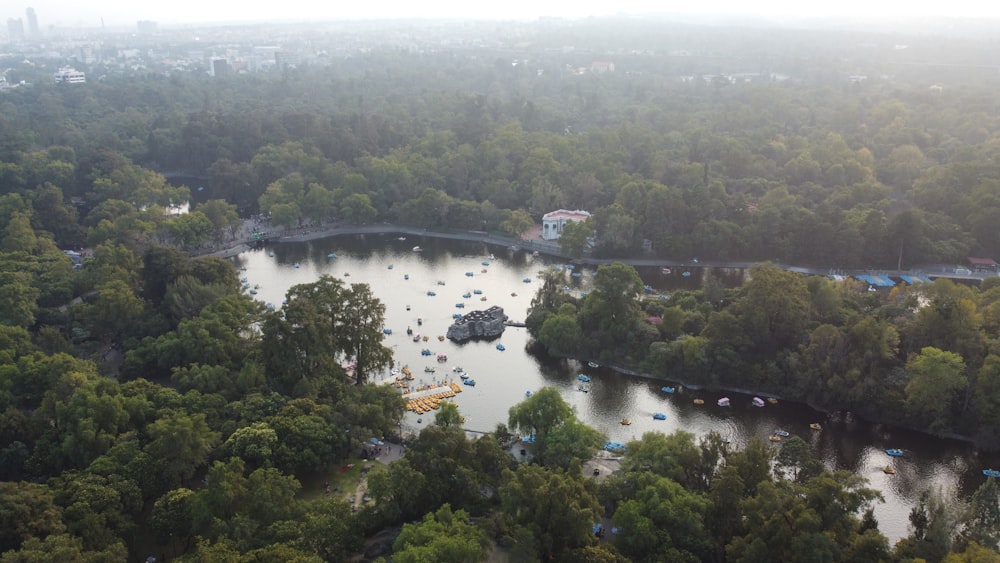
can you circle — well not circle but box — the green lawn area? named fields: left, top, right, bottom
left=299, top=456, right=388, bottom=501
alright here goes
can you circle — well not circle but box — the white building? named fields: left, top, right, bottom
left=541, top=209, right=591, bottom=240
left=54, top=67, right=85, bottom=84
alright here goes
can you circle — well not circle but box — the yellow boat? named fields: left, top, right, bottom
left=809, top=423, right=822, bottom=431
left=883, top=466, right=896, bottom=474
left=402, top=367, right=412, bottom=376
left=693, top=399, right=705, bottom=405
left=767, top=397, right=778, bottom=405
left=438, top=336, right=445, bottom=341
left=620, top=418, right=632, bottom=426
left=768, top=435, right=782, bottom=442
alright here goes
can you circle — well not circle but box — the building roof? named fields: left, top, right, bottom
left=968, top=257, right=997, bottom=266
left=543, top=209, right=591, bottom=220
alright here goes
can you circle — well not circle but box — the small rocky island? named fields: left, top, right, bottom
left=446, top=305, right=508, bottom=342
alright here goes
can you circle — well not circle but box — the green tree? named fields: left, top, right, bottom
left=0, top=482, right=66, bottom=554
left=905, top=347, right=968, bottom=435
left=501, top=209, right=534, bottom=238
left=434, top=401, right=463, bottom=428
left=559, top=219, right=592, bottom=258
left=144, top=412, right=220, bottom=484
left=499, top=464, right=601, bottom=562
left=391, top=503, right=490, bottom=563
left=612, top=473, right=714, bottom=562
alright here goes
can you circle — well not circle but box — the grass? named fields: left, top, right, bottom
left=299, top=455, right=390, bottom=501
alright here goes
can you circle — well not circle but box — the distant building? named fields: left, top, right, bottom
left=211, top=58, right=229, bottom=77
left=54, top=67, right=86, bottom=83
left=25, top=8, right=38, bottom=38
left=590, top=61, right=615, bottom=73
left=7, top=18, right=24, bottom=41
left=541, top=209, right=591, bottom=240
left=968, top=257, right=998, bottom=273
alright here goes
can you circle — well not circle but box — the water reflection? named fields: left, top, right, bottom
left=234, top=233, right=998, bottom=544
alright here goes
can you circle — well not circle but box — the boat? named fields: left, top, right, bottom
left=767, top=397, right=778, bottom=405
left=809, top=423, right=822, bottom=431
left=620, top=418, right=632, bottom=426
left=404, top=274, right=409, bottom=280
left=984, top=469, right=1000, bottom=478
left=417, top=318, right=423, bottom=325
left=437, top=336, right=445, bottom=341
left=578, top=374, right=591, bottom=382
left=462, top=292, right=471, bottom=298
left=413, top=334, right=421, bottom=342
left=460, top=373, right=470, bottom=380
left=452, top=313, right=462, bottom=319
left=661, top=267, right=671, bottom=274
left=752, top=397, right=766, bottom=407
left=768, top=435, right=782, bottom=443
left=480, top=296, right=487, bottom=301
left=525, top=390, right=532, bottom=397
left=661, top=386, right=675, bottom=394
left=453, top=366, right=464, bottom=373
left=604, top=441, right=626, bottom=453
left=473, top=289, right=483, bottom=294
left=268, top=251, right=274, bottom=257
left=523, top=278, right=532, bottom=283
left=653, top=413, right=666, bottom=420
left=578, top=384, right=590, bottom=393
left=406, top=305, right=411, bottom=311
left=588, top=361, right=599, bottom=368
left=420, top=349, right=432, bottom=356
left=401, top=367, right=412, bottom=376
left=482, top=261, right=490, bottom=266
left=774, top=429, right=790, bottom=438
left=511, top=292, right=518, bottom=297
left=489, top=254, right=496, bottom=260
left=886, top=449, right=904, bottom=457
left=682, top=271, right=692, bottom=277
left=455, top=303, right=465, bottom=308
left=387, top=264, right=393, bottom=270
left=717, top=397, right=730, bottom=407
left=693, top=399, right=705, bottom=405
left=412, top=246, right=422, bottom=252
left=883, top=466, right=897, bottom=475
left=424, top=366, right=436, bottom=373
left=422, top=335, right=429, bottom=341
left=427, top=291, right=436, bottom=296
left=465, top=272, right=474, bottom=277
left=496, top=344, right=506, bottom=351
left=382, top=328, right=392, bottom=335
left=249, top=289, right=257, bottom=295
left=463, top=379, right=476, bottom=386
left=437, top=353, right=447, bottom=361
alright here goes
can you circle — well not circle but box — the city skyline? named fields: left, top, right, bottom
left=4, top=0, right=1000, bottom=29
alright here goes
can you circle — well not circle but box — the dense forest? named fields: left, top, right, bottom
left=2, top=16, right=1000, bottom=562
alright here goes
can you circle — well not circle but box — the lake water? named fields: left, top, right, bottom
left=234, top=232, right=1000, bottom=544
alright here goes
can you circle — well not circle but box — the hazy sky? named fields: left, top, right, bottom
left=5, top=0, right=1000, bottom=28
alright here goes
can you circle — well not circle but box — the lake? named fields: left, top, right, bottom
left=234, top=232, right=999, bottom=544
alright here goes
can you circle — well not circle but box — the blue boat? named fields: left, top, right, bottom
left=572, top=272, right=582, bottom=278
left=774, top=429, right=790, bottom=438
left=293, top=263, right=300, bottom=268
left=523, top=278, right=532, bottom=283
left=578, top=374, right=591, bottom=382
left=653, top=413, right=666, bottom=420
left=421, top=349, right=433, bottom=356
left=387, top=264, right=393, bottom=269
left=661, top=386, right=675, bottom=394
left=455, top=303, right=465, bottom=308
left=327, top=253, right=337, bottom=259
left=404, top=274, right=409, bottom=280
left=886, top=449, right=904, bottom=457
left=496, top=344, right=506, bottom=351
left=463, top=292, right=472, bottom=298
left=682, top=271, right=691, bottom=277
left=525, top=390, right=532, bottom=397
left=465, top=272, right=474, bottom=277
left=604, top=441, right=626, bottom=453
left=382, top=328, right=392, bottom=335
left=249, top=289, right=257, bottom=295
left=482, top=261, right=490, bottom=266
left=268, top=251, right=274, bottom=257
left=984, top=469, right=1000, bottom=478
left=453, top=313, right=462, bottom=319
left=463, top=379, right=476, bottom=386
left=427, top=291, right=436, bottom=296
left=473, top=289, right=483, bottom=294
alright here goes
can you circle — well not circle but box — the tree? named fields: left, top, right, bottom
left=559, top=219, right=592, bottom=258
left=341, top=283, right=392, bottom=385
left=144, top=412, right=220, bottom=485
left=499, top=464, right=601, bottom=561
left=501, top=209, right=534, bottom=238
left=905, top=347, right=968, bottom=435
left=537, top=314, right=583, bottom=358
left=0, top=482, right=66, bottom=554
left=339, top=193, right=377, bottom=224
left=612, top=473, right=714, bottom=562
left=391, top=503, right=490, bottom=563
left=434, top=401, right=463, bottom=428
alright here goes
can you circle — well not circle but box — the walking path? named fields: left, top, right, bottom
left=195, top=220, right=994, bottom=284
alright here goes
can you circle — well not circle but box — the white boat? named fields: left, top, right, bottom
left=717, top=397, right=730, bottom=407
left=412, top=246, right=422, bottom=252
left=752, top=397, right=765, bottom=408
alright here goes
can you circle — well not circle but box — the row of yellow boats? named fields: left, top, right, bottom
left=405, top=382, right=464, bottom=414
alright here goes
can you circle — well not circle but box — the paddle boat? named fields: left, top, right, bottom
left=774, top=429, right=790, bottom=438
left=489, top=254, right=496, bottom=260
left=620, top=418, right=632, bottom=425
left=661, top=267, right=671, bottom=274
left=661, top=386, right=675, bottom=394
left=653, top=413, right=666, bottom=421
left=382, top=328, right=392, bottom=335
left=809, top=423, right=823, bottom=431
left=424, top=366, right=436, bottom=373
left=420, top=348, right=432, bottom=356
left=455, top=303, right=465, bottom=308
left=523, top=278, right=532, bottom=283
left=578, top=384, right=590, bottom=393
left=886, top=449, right=904, bottom=457
left=453, top=366, right=464, bottom=373
left=984, top=469, right=1000, bottom=478
left=459, top=373, right=470, bottom=380
left=525, top=390, right=532, bottom=397
left=578, top=374, right=591, bottom=383
left=412, top=246, right=422, bottom=252
left=496, top=344, right=505, bottom=351
left=293, top=263, right=300, bottom=268
left=437, top=280, right=446, bottom=286
left=883, top=466, right=897, bottom=475
left=462, top=292, right=471, bottom=298
left=604, top=441, right=626, bottom=453
left=413, top=333, right=421, bottom=342
left=717, top=397, right=730, bottom=407
left=268, top=251, right=274, bottom=257
left=249, top=289, right=257, bottom=295
left=465, top=272, right=474, bottom=277
left=693, top=399, right=705, bottom=405
left=427, top=291, right=436, bottom=296
left=437, top=336, right=445, bottom=341
left=387, top=264, right=393, bottom=270
left=767, top=397, right=778, bottom=405
left=327, top=253, right=337, bottom=259
left=752, top=397, right=766, bottom=407
left=588, top=361, right=599, bottom=368
left=768, top=435, right=782, bottom=443
left=437, top=353, right=447, bottom=361
left=452, top=313, right=462, bottom=319
left=463, top=379, right=476, bottom=386
left=404, top=274, right=409, bottom=280
left=473, top=289, right=483, bottom=294
left=482, top=261, right=490, bottom=266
